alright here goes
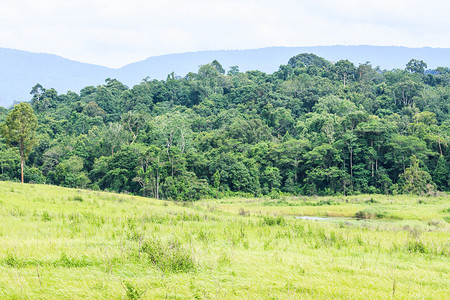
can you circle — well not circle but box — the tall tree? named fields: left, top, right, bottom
left=406, top=59, right=427, bottom=74
left=334, top=60, right=356, bottom=87
left=1, top=103, right=38, bottom=183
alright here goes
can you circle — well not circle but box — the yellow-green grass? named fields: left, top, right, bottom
left=0, top=181, right=449, bottom=299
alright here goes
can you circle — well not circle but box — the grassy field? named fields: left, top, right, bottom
left=0, top=181, right=449, bottom=299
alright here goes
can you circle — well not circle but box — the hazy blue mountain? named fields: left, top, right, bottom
left=0, top=48, right=112, bottom=107
left=1, top=46, right=449, bottom=107
left=117, top=46, right=450, bottom=82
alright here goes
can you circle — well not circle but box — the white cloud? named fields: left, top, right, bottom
left=0, top=0, right=448, bottom=67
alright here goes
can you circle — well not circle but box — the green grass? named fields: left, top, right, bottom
left=0, top=181, right=449, bottom=299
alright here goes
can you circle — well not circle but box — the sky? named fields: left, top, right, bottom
left=1, top=0, right=449, bottom=68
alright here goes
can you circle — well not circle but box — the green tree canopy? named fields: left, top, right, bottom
left=1, top=103, right=38, bottom=183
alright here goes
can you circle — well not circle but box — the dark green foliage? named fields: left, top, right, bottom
left=433, top=155, right=449, bottom=190
left=406, top=240, right=428, bottom=254
left=1, top=102, right=38, bottom=183
left=124, top=282, right=146, bottom=300
left=0, top=55, right=448, bottom=198
left=261, top=215, right=286, bottom=226
left=140, top=237, right=195, bottom=273
left=287, top=53, right=332, bottom=69
left=69, top=195, right=83, bottom=202
left=55, top=252, right=95, bottom=268
left=399, top=155, right=435, bottom=195
left=41, top=210, right=51, bottom=222
left=355, top=209, right=386, bottom=219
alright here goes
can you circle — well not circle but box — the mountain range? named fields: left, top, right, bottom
left=1, top=45, right=449, bottom=107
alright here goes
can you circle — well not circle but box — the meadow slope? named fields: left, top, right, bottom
left=0, top=181, right=449, bottom=299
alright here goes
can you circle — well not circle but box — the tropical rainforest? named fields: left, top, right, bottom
left=0, top=54, right=449, bottom=200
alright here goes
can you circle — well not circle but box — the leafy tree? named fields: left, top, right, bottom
left=227, top=65, right=240, bottom=76
left=288, top=53, right=332, bottom=69
left=54, top=155, right=90, bottom=188
left=399, top=155, right=435, bottom=194
left=386, top=134, right=431, bottom=177
left=0, top=147, right=20, bottom=180
left=1, top=103, right=38, bottom=183
left=84, top=101, right=106, bottom=118
left=103, top=123, right=130, bottom=155
left=406, top=59, right=427, bottom=74
left=1, top=51, right=449, bottom=199
left=211, top=60, right=225, bottom=75
left=392, top=78, right=424, bottom=107
left=334, top=60, right=356, bottom=86
left=433, top=155, right=449, bottom=190
left=313, top=95, right=357, bottom=117
left=261, top=166, right=281, bottom=193
left=133, top=145, right=164, bottom=199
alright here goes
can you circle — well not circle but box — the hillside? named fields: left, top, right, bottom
left=1, top=46, right=450, bottom=107
left=0, top=181, right=448, bottom=298
left=0, top=51, right=449, bottom=199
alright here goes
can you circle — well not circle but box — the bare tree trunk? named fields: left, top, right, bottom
left=156, top=165, right=160, bottom=200
left=350, top=148, right=353, bottom=178
left=21, top=158, right=24, bottom=183
left=370, top=141, right=374, bottom=177
left=19, top=144, right=25, bottom=183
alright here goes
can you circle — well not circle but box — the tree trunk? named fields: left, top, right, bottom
left=21, top=157, right=24, bottom=183
left=350, top=148, right=353, bottom=178
left=370, top=141, right=374, bottom=177
left=19, top=143, right=25, bottom=183
left=156, top=167, right=160, bottom=200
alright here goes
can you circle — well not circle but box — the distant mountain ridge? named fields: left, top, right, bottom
left=1, top=45, right=449, bottom=107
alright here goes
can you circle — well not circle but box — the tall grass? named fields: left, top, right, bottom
left=0, top=181, right=448, bottom=299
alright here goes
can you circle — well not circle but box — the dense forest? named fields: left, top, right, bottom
left=1, top=54, right=449, bottom=200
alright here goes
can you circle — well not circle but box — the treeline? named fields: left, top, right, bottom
left=0, top=54, right=449, bottom=200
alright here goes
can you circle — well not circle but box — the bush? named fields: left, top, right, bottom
left=140, top=237, right=195, bottom=273
left=261, top=215, right=286, bottom=226
left=162, top=172, right=210, bottom=201
left=406, top=240, right=428, bottom=254
left=355, top=209, right=386, bottom=219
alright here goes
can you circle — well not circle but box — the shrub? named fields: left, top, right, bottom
left=261, top=215, right=286, bottom=226
left=406, top=240, right=428, bottom=254
left=140, top=237, right=195, bottom=273
left=355, top=209, right=386, bottom=219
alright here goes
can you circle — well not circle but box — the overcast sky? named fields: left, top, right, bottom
left=1, top=0, right=449, bottom=68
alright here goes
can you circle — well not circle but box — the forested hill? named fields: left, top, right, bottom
left=0, top=53, right=449, bottom=200
left=2, top=46, right=450, bottom=107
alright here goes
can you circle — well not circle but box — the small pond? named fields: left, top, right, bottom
left=295, top=216, right=333, bottom=221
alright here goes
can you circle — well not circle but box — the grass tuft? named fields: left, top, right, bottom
left=69, top=195, right=83, bottom=202
left=124, top=281, right=146, bottom=300
left=261, top=215, right=286, bottom=226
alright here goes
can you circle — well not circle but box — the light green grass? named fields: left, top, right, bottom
left=0, top=181, right=449, bottom=299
